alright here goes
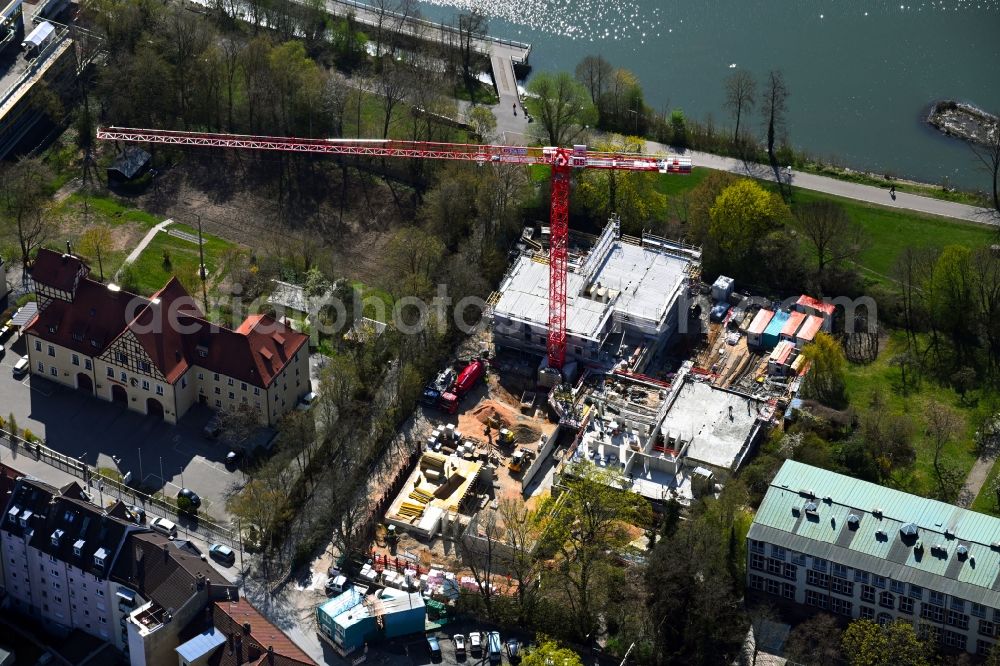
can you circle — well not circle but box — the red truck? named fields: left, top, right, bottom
left=437, top=359, right=485, bottom=414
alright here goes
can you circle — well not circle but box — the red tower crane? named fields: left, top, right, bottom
left=96, top=127, right=691, bottom=369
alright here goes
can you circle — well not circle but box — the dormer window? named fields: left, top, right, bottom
left=19, top=510, right=32, bottom=527
left=74, top=540, right=85, bottom=557
left=94, top=547, right=108, bottom=569
left=140, top=361, right=151, bottom=372
left=48, top=324, right=58, bottom=334
left=51, top=529, right=64, bottom=546
left=197, top=346, right=208, bottom=358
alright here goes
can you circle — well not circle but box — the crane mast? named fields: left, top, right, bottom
left=96, top=127, right=691, bottom=369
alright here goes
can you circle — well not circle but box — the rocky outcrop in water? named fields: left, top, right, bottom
left=927, top=101, right=998, bottom=146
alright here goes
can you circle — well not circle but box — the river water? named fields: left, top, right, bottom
left=415, top=0, right=1000, bottom=190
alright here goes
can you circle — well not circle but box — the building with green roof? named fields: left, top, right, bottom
left=747, top=460, right=1000, bottom=656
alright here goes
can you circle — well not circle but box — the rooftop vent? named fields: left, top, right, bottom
left=823, top=496, right=833, bottom=503
left=957, top=544, right=969, bottom=559
left=931, top=543, right=947, bottom=557
left=847, top=514, right=861, bottom=529
left=945, top=527, right=956, bottom=539
left=872, top=508, right=883, bottom=518
left=900, top=523, right=919, bottom=538
left=51, top=529, right=64, bottom=546
left=991, top=542, right=1000, bottom=551
left=799, top=489, right=815, bottom=499
left=915, top=540, right=924, bottom=552
left=875, top=529, right=887, bottom=540
left=804, top=502, right=819, bottom=514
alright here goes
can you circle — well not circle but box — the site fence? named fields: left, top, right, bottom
left=0, top=428, right=238, bottom=549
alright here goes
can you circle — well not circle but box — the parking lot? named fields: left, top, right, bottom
left=0, top=333, right=245, bottom=523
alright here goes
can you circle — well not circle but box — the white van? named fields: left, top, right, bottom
left=12, top=356, right=29, bottom=379
left=487, top=631, right=502, bottom=664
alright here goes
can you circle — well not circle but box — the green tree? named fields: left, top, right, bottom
left=708, top=179, right=790, bottom=276
left=800, top=332, right=847, bottom=407
left=304, top=265, right=330, bottom=297
left=0, top=157, right=54, bottom=271
left=670, top=109, right=687, bottom=149
left=522, top=636, right=583, bottom=666
left=930, top=245, right=976, bottom=366
left=468, top=105, right=497, bottom=141
left=525, top=71, right=596, bottom=146
left=575, top=134, right=666, bottom=234
left=841, top=619, right=931, bottom=666
left=77, top=224, right=113, bottom=282
left=784, top=613, right=843, bottom=666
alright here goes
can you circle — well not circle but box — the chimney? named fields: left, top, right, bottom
left=242, top=622, right=251, bottom=636
left=66, top=241, right=72, bottom=255
left=268, top=646, right=274, bottom=664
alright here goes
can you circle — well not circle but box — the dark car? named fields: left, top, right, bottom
left=177, top=488, right=202, bottom=510
left=203, top=414, right=222, bottom=439
left=505, top=638, right=521, bottom=664
left=426, top=635, right=442, bottom=659
left=209, top=543, right=236, bottom=566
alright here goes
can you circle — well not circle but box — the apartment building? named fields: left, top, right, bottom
left=24, top=248, right=310, bottom=426
left=747, top=460, right=1000, bottom=656
left=1, top=476, right=235, bottom=664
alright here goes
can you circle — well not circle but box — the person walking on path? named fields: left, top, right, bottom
left=513, top=103, right=517, bottom=116
left=890, top=183, right=896, bottom=199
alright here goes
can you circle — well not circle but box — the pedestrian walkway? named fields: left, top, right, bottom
left=114, top=218, right=172, bottom=281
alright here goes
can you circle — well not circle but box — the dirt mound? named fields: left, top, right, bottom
left=513, top=424, right=541, bottom=443
left=471, top=401, right=517, bottom=429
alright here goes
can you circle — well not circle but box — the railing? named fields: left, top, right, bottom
left=326, top=0, right=531, bottom=53
left=0, top=24, right=71, bottom=116
left=0, top=428, right=238, bottom=548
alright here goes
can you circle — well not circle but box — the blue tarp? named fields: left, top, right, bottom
left=762, top=310, right=790, bottom=350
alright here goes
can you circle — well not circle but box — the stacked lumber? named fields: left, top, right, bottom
left=397, top=502, right=425, bottom=519
left=409, top=486, right=435, bottom=503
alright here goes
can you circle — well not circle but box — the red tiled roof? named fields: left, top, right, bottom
left=796, top=294, right=836, bottom=317
left=31, top=248, right=88, bottom=292
left=25, top=250, right=308, bottom=388
left=213, top=599, right=316, bottom=666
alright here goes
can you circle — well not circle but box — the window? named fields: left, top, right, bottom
left=855, top=570, right=870, bottom=584
left=85, top=359, right=91, bottom=370
left=873, top=575, right=887, bottom=589
left=241, top=382, right=247, bottom=391
left=831, top=578, right=853, bottom=597
left=37, top=361, right=44, bottom=372
left=156, top=385, right=163, bottom=396
left=181, top=377, right=187, bottom=389
left=806, top=570, right=829, bottom=589
left=943, top=630, right=967, bottom=651
left=72, top=354, right=79, bottom=366
left=241, top=396, right=248, bottom=404
left=876, top=613, right=893, bottom=626
left=115, top=351, right=128, bottom=364
left=198, top=373, right=204, bottom=380
left=909, top=585, right=923, bottom=600
left=142, top=380, right=149, bottom=391
left=930, top=590, right=946, bottom=607
left=50, top=367, right=57, bottom=377
left=215, top=387, right=221, bottom=395
left=213, top=373, right=219, bottom=381
left=750, top=553, right=765, bottom=571
left=107, top=367, right=114, bottom=378
left=228, top=378, right=234, bottom=386
left=35, top=340, right=41, bottom=352
left=831, top=597, right=852, bottom=617
left=899, top=596, right=915, bottom=615
left=861, top=585, right=876, bottom=603
left=978, top=639, right=995, bottom=656
left=215, top=400, right=221, bottom=408
left=979, top=619, right=996, bottom=637
left=748, top=539, right=764, bottom=554
left=947, top=610, right=970, bottom=630
left=254, top=387, right=260, bottom=396
left=952, top=598, right=967, bottom=613
left=890, top=580, right=906, bottom=594
left=922, top=603, right=945, bottom=623
left=880, top=591, right=895, bottom=609
left=228, top=392, right=235, bottom=400
left=832, top=563, right=849, bottom=579
left=749, top=574, right=765, bottom=591
left=973, top=603, right=987, bottom=619
left=791, top=552, right=806, bottom=566
left=140, top=361, right=151, bottom=373
left=120, top=371, right=126, bottom=382
left=805, top=589, right=829, bottom=610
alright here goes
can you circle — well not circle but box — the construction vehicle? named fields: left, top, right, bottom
left=437, top=358, right=486, bottom=414
left=509, top=450, right=526, bottom=473
left=421, top=367, right=455, bottom=409
left=95, top=128, right=691, bottom=371
left=498, top=428, right=515, bottom=446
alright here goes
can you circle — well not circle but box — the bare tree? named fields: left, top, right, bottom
left=926, top=400, right=964, bottom=502
left=575, top=55, right=612, bottom=116
left=724, top=69, right=756, bottom=145
left=456, top=11, right=487, bottom=95
left=0, top=157, right=55, bottom=274
left=969, top=122, right=1000, bottom=227
left=375, top=59, right=409, bottom=139
left=761, top=70, right=789, bottom=199
left=795, top=200, right=866, bottom=280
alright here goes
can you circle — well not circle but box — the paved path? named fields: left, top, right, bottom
left=114, top=218, right=172, bottom=281
left=642, top=139, right=995, bottom=225
left=958, top=453, right=996, bottom=508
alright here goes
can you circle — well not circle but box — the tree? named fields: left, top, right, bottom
left=724, top=70, right=756, bottom=144
left=385, top=226, right=445, bottom=298
left=374, top=58, right=408, bottom=139
left=969, top=116, right=1000, bottom=225
left=304, top=265, right=330, bottom=297
left=468, top=105, right=497, bottom=141
left=522, top=636, right=583, bottom=666
left=574, top=54, right=612, bottom=113
left=575, top=134, right=667, bottom=234
left=708, top=179, right=790, bottom=274
left=545, top=464, right=649, bottom=639
left=784, top=613, right=843, bottom=665
left=525, top=72, right=596, bottom=147
left=455, top=11, right=487, bottom=95
left=930, top=245, right=977, bottom=367
left=0, top=157, right=54, bottom=272
left=926, top=400, right=964, bottom=502
left=761, top=70, right=790, bottom=200
left=77, top=224, right=112, bottom=282
left=670, top=109, right=687, bottom=149
left=227, top=466, right=292, bottom=548
left=858, top=387, right=916, bottom=482
left=800, top=332, right=847, bottom=408
left=796, top=200, right=865, bottom=283
left=841, top=619, right=931, bottom=666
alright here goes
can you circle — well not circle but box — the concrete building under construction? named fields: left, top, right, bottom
left=489, top=218, right=701, bottom=374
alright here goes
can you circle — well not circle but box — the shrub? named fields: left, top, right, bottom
left=23, top=429, right=35, bottom=443
left=176, top=496, right=197, bottom=515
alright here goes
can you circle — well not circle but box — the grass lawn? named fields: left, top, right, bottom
left=351, top=280, right=394, bottom=322
left=972, top=463, right=1000, bottom=515
left=61, top=192, right=162, bottom=228
left=654, top=166, right=711, bottom=197
left=127, top=224, right=235, bottom=296
left=843, top=332, right=980, bottom=499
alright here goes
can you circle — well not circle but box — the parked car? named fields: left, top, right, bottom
left=453, top=634, right=466, bottom=656
left=469, top=632, right=482, bottom=655
left=203, top=413, right=222, bottom=439
left=296, top=391, right=317, bottom=411
left=487, top=631, right=502, bottom=664
left=426, top=635, right=442, bottom=659
left=177, top=488, right=201, bottom=510
left=505, top=638, right=521, bottom=664
left=150, top=517, right=177, bottom=537
left=126, top=505, right=146, bottom=524
left=224, top=450, right=241, bottom=467
left=0, top=345, right=5, bottom=360
left=325, top=575, right=349, bottom=596
left=0, top=323, right=12, bottom=341
left=209, top=544, right=236, bottom=566
left=12, top=355, right=29, bottom=379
